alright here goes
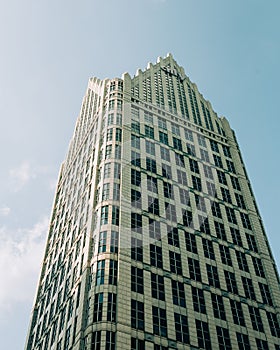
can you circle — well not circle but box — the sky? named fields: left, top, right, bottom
left=0, top=0, right=279, bottom=349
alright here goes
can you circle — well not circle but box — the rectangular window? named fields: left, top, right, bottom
left=109, top=260, right=117, bottom=285
left=200, top=148, right=209, bottom=162
left=149, top=218, right=161, bottom=240
left=179, top=188, right=190, bottom=206
left=259, top=282, right=273, bottom=306
left=246, top=233, right=258, bottom=252
left=236, top=251, right=249, bottom=272
left=192, top=287, right=206, bottom=313
left=185, top=232, right=197, bottom=254
left=150, top=244, right=163, bottom=268
left=173, top=137, right=182, bottom=151
left=174, top=313, right=189, bottom=343
left=216, top=326, right=231, bottom=350
left=189, top=158, right=200, bottom=173
left=188, top=257, right=202, bottom=282
left=206, top=264, right=220, bottom=288
left=101, top=205, right=109, bottom=225
left=110, top=231, right=118, bottom=253
left=196, top=319, right=212, bottom=349
left=266, top=311, right=280, bottom=337
left=225, top=206, right=237, bottom=224
left=131, top=238, right=143, bottom=262
left=240, top=212, right=252, bottom=230
left=214, top=154, right=223, bottom=168
left=146, top=140, right=155, bottom=155
left=91, top=331, right=101, bottom=350
left=256, top=339, right=269, bottom=350
left=106, top=331, right=115, bottom=350
left=214, top=221, right=227, bottom=240
left=226, top=160, right=236, bottom=173
left=187, top=143, right=196, bottom=156
left=175, top=152, right=185, bottom=167
left=107, top=293, right=116, bottom=322
left=147, top=175, right=158, bottom=193
left=167, top=226, right=180, bottom=248
left=163, top=181, right=173, bottom=199
left=169, top=251, right=182, bottom=275
left=236, top=332, right=250, bottom=350
left=248, top=305, right=264, bottom=332
left=252, top=256, right=265, bottom=278
left=242, top=276, right=256, bottom=300
left=219, top=245, right=232, bottom=266
left=151, top=273, right=165, bottom=301
left=131, top=338, right=145, bottom=350
left=98, top=231, right=107, bottom=253
left=231, top=176, right=241, bottom=191
left=160, top=146, right=170, bottom=161
left=202, top=238, right=215, bottom=260
left=131, top=189, right=142, bottom=209
left=131, top=299, right=144, bottom=330
left=185, top=128, right=193, bottom=141
left=203, top=164, right=213, bottom=179
left=146, top=157, right=157, bottom=173
left=131, top=134, right=140, bottom=149
left=145, top=125, right=154, bottom=139
left=96, top=260, right=105, bottom=285
left=93, top=293, right=103, bottom=322
left=231, top=227, right=243, bottom=247
left=113, top=183, right=120, bottom=201
left=165, top=202, right=177, bottom=222
left=131, top=213, right=142, bottom=233
left=159, top=131, right=169, bottom=145
left=224, top=270, right=238, bottom=294
left=235, top=193, right=246, bottom=209
left=230, top=299, right=245, bottom=326
left=131, top=169, right=141, bottom=186
left=192, top=175, right=202, bottom=191
left=217, top=170, right=227, bottom=185
left=112, top=206, right=119, bottom=226
left=131, top=150, right=141, bottom=167
left=171, top=280, right=186, bottom=307
left=158, top=117, right=167, bottom=129
left=148, top=196, right=160, bottom=216
left=221, top=188, right=232, bottom=204
left=211, top=294, right=226, bottom=320
left=152, top=306, right=167, bottom=337
left=177, top=169, right=187, bottom=186
left=131, top=266, right=144, bottom=294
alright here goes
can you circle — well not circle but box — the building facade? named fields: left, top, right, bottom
left=25, top=54, right=280, bottom=350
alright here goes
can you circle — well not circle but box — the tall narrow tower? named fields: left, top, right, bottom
left=25, top=54, right=280, bottom=350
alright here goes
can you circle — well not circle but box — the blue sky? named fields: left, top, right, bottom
left=0, top=0, right=279, bottom=349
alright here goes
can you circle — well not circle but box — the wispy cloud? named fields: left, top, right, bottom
left=9, top=161, right=36, bottom=192
left=0, top=207, right=11, bottom=217
left=0, top=217, right=48, bottom=313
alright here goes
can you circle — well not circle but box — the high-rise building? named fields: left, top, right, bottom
left=25, top=54, right=280, bottom=350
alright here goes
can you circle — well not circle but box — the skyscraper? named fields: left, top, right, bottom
left=25, top=54, right=280, bottom=350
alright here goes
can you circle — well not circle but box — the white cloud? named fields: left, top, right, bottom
left=0, top=207, right=11, bottom=216
left=9, top=161, right=36, bottom=192
left=0, top=217, right=48, bottom=314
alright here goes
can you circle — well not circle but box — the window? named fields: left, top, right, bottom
left=235, top=193, right=246, bottom=209
left=113, top=183, right=120, bottom=201
left=192, top=175, right=202, bottom=191
left=152, top=306, right=167, bottom=337
left=202, top=238, right=215, bottom=260
left=180, top=188, right=190, bottom=205
left=219, top=245, right=232, bottom=266
left=131, top=266, right=143, bottom=294
left=224, top=270, right=238, bottom=294
left=148, top=196, right=160, bottom=216
left=214, top=154, right=223, bottom=168
left=93, top=293, right=103, bottom=322
left=248, top=305, right=264, bottom=332
left=207, top=181, right=216, bottom=196
left=149, top=218, right=161, bottom=240
left=222, top=145, right=231, bottom=158
left=192, top=287, right=206, bottom=313
left=147, top=175, right=158, bottom=193
left=189, top=158, right=200, bottom=173
left=131, top=189, right=141, bottom=209
left=236, top=251, right=249, bottom=272
left=145, top=125, right=154, bottom=139
left=175, top=152, right=185, bottom=167
left=107, top=128, right=113, bottom=141
left=211, top=294, right=226, bottom=320
left=266, top=311, right=280, bottom=337
left=236, top=332, right=250, bottom=350
left=185, top=129, right=193, bottom=141
left=98, top=231, right=107, bottom=253
left=177, top=169, right=187, bottom=186
left=173, top=137, right=182, bottom=151
left=91, top=331, right=101, bottom=350
left=197, top=134, right=206, bottom=147
left=104, top=163, right=111, bottom=178
left=221, top=188, right=232, bottom=204
left=132, top=120, right=140, bottom=133
left=112, top=206, right=119, bottom=226
left=131, top=134, right=140, bottom=148
left=230, top=299, right=245, bottom=326
left=169, top=251, right=182, bottom=275
left=188, top=258, right=202, bottom=282
left=206, top=264, right=220, bottom=288
left=216, top=326, right=231, bottom=350
left=150, top=244, right=163, bottom=268
left=146, top=158, right=157, bottom=173
left=145, top=112, right=153, bottom=124
left=131, top=169, right=141, bottom=186
left=131, top=238, right=143, bottom=262
left=131, top=299, right=144, bottom=330
left=217, top=170, right=227, bottom=185
left=231, top=227, right=243, bottom=247
left=185, top=232, right=197, bottom=254
left=131, top=213, right=142, bottom=233
left=172, top=280, right=186, bottom=307
left=196, top=195, right=207, bottom=212
left=96, top=260, right=105, bottom=285
left=160, top=146, right=170, bottom=161
left=242, top=276, right=256, bottom=300
left=167, top=227, right=180, bottom=247
left=199, top=215, right=210, bottom=235
left=146, top=140, right=155, bottom=155
left=225, top=207, right=237, bottom=224
left=196, top=319, right=212, bottom=349
left=212, top=202, right=222, bottom=218
left=158, top=117, right=167, bottom=129
left=246, top=233, right=258, bottom=252
left=231, top=176, right=241, bottom=191
left=172, top=123, right=180, bottom=135
left=240, top=212, right=252, bottom=230
left=252, top=256, right=265, bottom=278
left=105, top=145, right=112, bottom=159
left=165, top=203, right=177, bottom=222
left=163, top=181, right=173, bottom=199
left=106, top=331, right=115, bottom=350
left=187, top=143, right=196, bottom=156
left=107, top=293, right=116, bottom=322
left=174, top=313, right=189, bottom=343
left=101, top=205, right=109, bottom=225
left=114, top=144, right=121, bottom=159
left=131, top=150, right=141, bottom=167
left=109, top=259, right=117, bottom=285
left=215, top=221, right=227, bottom=240
left=259, top=283, right=273, bottom=306
left=255, top=339, right=269, bottom=350
left=131, top=338, right=145, bottom=350
left=200, top=148, right=209, bottom=162
left=159, top=131, right=169, bottom=145
left=203, top=164, right=213, bottom=179
left=110, top=231, right=118, bottom=253
left=114, top=163, right=120, bottom=179
left=226, top=160, right=236, bottom=173
left=162, top=164, right=172, bottom=179
left=151, top=273, right=165, bottom=301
